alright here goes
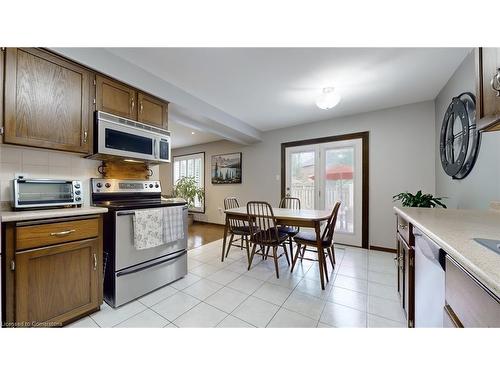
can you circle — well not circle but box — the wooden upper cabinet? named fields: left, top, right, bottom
left=15, top=238, right=101, bottom=326
left=3, top=48, right=92, bottom=153
left=137, top=92, right=168, bottom=129
left=475, top=48, right=500, bottom=132
left=96, top=75, right=137, bottom=120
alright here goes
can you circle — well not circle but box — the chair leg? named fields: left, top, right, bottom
left=323, top=250, right=329, bottom=283
left=248, top=243, right=257, bottom=270
left=328, top=247, right=335, bottom=268
left=244, top=236, right=250, bottom=263
left=332, top=244, right=336, bottom=265
left=283, top=243, right=290, bottom=265
left=300, top=245, right=306, bottom=261
left=291, top=243, right=301, bottom=272
left=264, top=246, right=270, bottom=260
left=288, top=237, right=294, bottom=265
left=225, top=233, right=235, bottom=258
left=273, top=246, right=280, bottom=279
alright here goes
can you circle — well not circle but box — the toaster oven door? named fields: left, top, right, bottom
left=14, top=180, right=76, bottom=208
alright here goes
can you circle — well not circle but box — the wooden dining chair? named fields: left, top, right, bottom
left=247, top=201, right=290, bottom=278
left=291, top=202, right=341, bottom=283
left=278, top=197, right=301, bottom=262
left=223, top=197, right=251, bottom=261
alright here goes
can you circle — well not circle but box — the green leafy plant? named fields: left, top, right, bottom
left=173, top=176, right=205, bottom=209
left=393, top=190, right=447, bottom=208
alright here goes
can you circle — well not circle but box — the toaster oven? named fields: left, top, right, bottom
left=12, top=178, right=83, bottom=210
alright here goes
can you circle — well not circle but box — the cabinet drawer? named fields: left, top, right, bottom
left=16, top=218, right=99, bottom=250
left=397, top=215, right=410, bottom=244
left=445, top=256, right=500, bottom=327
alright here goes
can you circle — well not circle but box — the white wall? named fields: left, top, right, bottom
left=161, top=100, right=436, bottom=249
left=435, top=52, right=500, bottom=208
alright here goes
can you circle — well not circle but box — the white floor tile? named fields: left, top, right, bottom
left=151, top=292, right=200, bottom=321
left=169, top=273, right=202, bottom=290
left=227, top=275, right=265, bottom=295
left=187, top=259, right=204, bottom=270
left=189, top=263, right=223, bottom=278
left=182, top=279, right=223, bottom=300
left=232, top=296, right=280, bottom=327
left=336, top=264, right=368, bottom=280
left=327, top=287, right=368, bottom=312
left=367, top=282, right=400, bottom=302
left=138, top=285, right=178, bottom=307
left=90, top=301, right=147, bottom=327
left=333, top=275, right=368, bottom=294
left=204, top=287, right=249, bottom=313
left=320, top=302, right=367, bottom=328
left=267, top=308, right=318, bottom=328
left=224, top=260, right=250, bottom=274
left=283, top=291, right=326, bottom=320
left=368, top=270, right=397, bottom=286
left=65, top=316, right=99, bottom=328
left=317, top=322, right=334, bottom=328
left=217, top=315, right=254, bottom=328
left=246, top=263, right=276, bottom=281
left=293, top=277, right=332, bottom=299
left=115, top=309, right=169, bottom=328
left=206, top=269, right=242, bottom=285
left=367, top=313, right=406, bottom=328
left=252, top=282, right=292, bottom=306
left=164, top=323, right=178, bottom=328
left=266, top=271, right=303, bottom=289
left=368, top=295, right=406, bottom=322
left=174, top=302, right=228, bottom=328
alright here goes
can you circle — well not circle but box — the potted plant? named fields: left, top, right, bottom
left=173, top=176, right=205, bottom=225
left=393, top=190, right=447, bottom=208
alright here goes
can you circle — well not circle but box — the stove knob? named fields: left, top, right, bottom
left=96, top=182, right=102, bottom=188
left=149, top=184, right=153, bottom=188
left=74, top=183, right=81, bottom=189
left=155, top=183, right=159, bottom=188
left=75, top=197, right=82, bottom=202
left=75, top=190, right=81, bottom=195
left=105, top=183, right=111, bottom=188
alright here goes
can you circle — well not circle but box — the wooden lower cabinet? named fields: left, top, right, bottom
left=15, top=239, right=101, bottom=327
left=2, top=215, right=103, bottom=327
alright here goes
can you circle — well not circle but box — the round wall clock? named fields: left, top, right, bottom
left=440, top=92, right=480, bottom=179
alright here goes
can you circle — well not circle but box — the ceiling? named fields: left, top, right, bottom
left=168, top=120, right=223, bottom=149
left=107, top=48, right=470, bottom=131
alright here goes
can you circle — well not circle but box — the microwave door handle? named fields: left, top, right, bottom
left=153, top=138, right=158, bottom=159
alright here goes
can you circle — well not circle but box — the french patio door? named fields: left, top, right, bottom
left=285, top=138, right=363, bottom=247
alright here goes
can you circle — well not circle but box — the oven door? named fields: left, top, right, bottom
left=13, top=179, right=77, bottom=209
left=114, top=207, right=188, bottom=271
left=98, top=118, right=157, bottom=162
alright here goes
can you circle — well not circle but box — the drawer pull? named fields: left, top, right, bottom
left=50, top=229, right=76, bottom=237
left=93, top=253, right=97, bottom=271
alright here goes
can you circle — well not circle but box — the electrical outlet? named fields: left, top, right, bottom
left=218, top=207, right=223, bottom=214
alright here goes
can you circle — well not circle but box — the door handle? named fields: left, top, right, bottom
left=50, top=229, right=76, bottom=237
left=140, top=101, right=144, bottom=114
left=83, top=130, right=88, bottom=144
left=93, top=253, right=97, bottom=271
left=490, top=68, right=500, bottom=97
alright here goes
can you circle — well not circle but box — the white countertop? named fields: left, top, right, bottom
left=394, top=206, right=500, bottom=298
left=0, top=206, right=108, bottom=223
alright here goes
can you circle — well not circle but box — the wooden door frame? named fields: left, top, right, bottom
left=281, top=131, right=369, bottom=249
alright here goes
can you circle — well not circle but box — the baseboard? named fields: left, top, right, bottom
left=369, top=245, right=396, bottom=253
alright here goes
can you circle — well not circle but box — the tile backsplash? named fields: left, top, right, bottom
left=0, top=143, right=101, bottom=206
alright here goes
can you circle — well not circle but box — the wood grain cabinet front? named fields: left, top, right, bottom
left=15, top=238, right=101, bottom=327
left=476, top=48, right=500, bottom=132
left=3, top=48, right=92, bottom=153
left=137, top=92, right=168, bottom=129
left=95, top=75, right=137, bottom=120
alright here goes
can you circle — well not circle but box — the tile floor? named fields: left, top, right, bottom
left=67, top=238, right=407, bottom=328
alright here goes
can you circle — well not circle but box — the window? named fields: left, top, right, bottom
left=173, top=152, right=205, bottom=212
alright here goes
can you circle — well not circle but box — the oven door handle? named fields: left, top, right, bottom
left=117, top=211, right=135, bottom=216
left=116, top=250, right=186, bottom=277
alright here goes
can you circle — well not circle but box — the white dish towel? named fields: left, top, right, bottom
left=133, top=208, right=164, bottom=250
left=163, top=206, right=185, bottom=243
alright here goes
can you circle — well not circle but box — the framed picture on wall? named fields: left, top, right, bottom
left=211, top=152, right=242, bottom=184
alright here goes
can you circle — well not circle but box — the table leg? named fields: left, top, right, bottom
left=221, top=216, right=229, bottom=262
left=314, top=221, right=325, bottom=290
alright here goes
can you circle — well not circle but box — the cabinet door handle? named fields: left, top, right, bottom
left=83, top=130, right=88, bottom=144
left=140, top=101, right=144, bottom=114
left=490, top=68, right=500, bottom=97
left=93, top=253, right=97, bottom=271
left=50, top=229, right=76, bottom=237
left=131, top=97, right=135, bottom=111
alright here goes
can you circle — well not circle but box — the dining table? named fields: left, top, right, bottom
left=222, top=206, right=333, bottom=290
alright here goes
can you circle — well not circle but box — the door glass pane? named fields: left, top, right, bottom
left=290, top=151, right=315, bottom=209
left=325, top=147, right=354, bottom=233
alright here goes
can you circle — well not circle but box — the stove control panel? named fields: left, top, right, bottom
left=91, top=179, right=162, bottom=194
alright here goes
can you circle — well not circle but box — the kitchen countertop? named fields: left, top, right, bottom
left=0, top=206, right=108, bottom=223
left=394, top=206, right=500, bottom=298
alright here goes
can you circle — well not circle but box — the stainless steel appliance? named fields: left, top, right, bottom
left=88, top=111, right=171, bottom=164
left=91, top=178, right=187, bottom=307
left=414, top=227, right=446, bottom=327
left=12, top=177, right=83, bottom=210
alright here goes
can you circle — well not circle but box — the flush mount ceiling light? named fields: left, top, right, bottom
left=316, top=87, right=341, bottom=110
left=191, top=131, right=196, bottom=135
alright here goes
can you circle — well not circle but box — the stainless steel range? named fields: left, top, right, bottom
left=91, top=178, right=187, bottom=307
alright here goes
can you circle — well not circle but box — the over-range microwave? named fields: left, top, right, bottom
left=88, top=111, right=171, bottom=164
